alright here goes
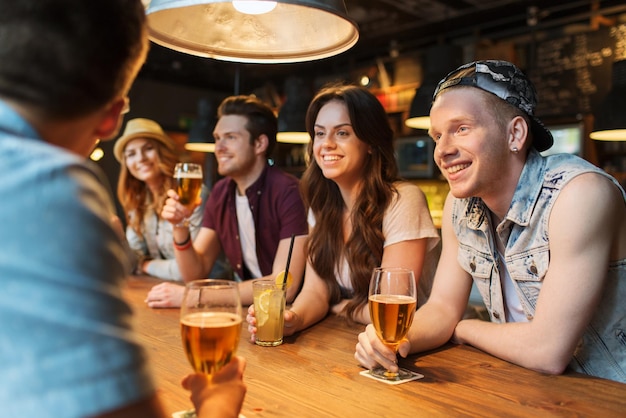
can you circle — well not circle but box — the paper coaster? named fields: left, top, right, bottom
left=360, top=368, right=424, bottom=385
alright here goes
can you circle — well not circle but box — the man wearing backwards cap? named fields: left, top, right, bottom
left=356, top=60, right=626, bottom=382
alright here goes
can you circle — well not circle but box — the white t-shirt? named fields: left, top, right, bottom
left=498, top=252, right=527, bottom=322
left=308, top=182, right=440, bottom=292
left=236, top=193, right=262, bottom=279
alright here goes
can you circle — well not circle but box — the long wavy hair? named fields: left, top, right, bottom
left=300, top=84, right=400, bottom=322
left=117, top=139, right=179, bottom=238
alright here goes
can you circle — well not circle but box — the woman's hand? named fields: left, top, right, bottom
left=182, top=356, right=247, bottom=418
left=145, top=282, right=185, bottom=308
left=282, top=309, right=301, bottom=337
left=245, top=304, right=258, bottom=343
left=161, top=189, right=190, bottom=226
left=246, top=305, right=301, bottom=343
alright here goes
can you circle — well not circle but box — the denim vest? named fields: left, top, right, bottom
left=453, top=149, right=626, bottom=382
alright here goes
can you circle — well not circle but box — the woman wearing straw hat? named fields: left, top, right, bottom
left=114, top=117, right=207, bottom=280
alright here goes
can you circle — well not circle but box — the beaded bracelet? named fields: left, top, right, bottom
left=173, top=233, right=192, bottom=251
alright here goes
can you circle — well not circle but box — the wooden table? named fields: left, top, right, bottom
left=123, top=276, right=626, bottom=417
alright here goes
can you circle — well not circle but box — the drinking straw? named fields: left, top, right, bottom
left=283, top=234, right=295, bottom=286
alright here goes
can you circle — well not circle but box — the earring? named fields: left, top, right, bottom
left=511, top=146, right=519, bottom=154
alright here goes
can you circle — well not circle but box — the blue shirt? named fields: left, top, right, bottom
left=452, top=148, right=626, bottom=382
left=0, top=100, right=155, bottom=417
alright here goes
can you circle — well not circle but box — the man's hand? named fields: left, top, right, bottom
left=145, top=282, right=185, bottom=308
left=161, top=189, right=193, bottom=226
left=182, top=356, right=247, bottom=418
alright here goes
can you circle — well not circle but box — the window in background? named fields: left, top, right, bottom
left=541, top=123, right=584, bottom=156
left=394, top=136, right=435, bottom=178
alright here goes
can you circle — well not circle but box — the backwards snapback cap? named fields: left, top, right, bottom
left=433, top=60, right=553, bottom=152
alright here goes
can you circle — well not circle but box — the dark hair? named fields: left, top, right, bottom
left=217, top=95, right=278, bottom=157
left=301, top=84, right=400, bottom=322
left=0, top=0, right=148, bottom=118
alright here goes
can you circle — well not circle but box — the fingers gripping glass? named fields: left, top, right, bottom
left=180, top=279, right=242, bottom=380
left=174, top=162, right=203, bottom=227
left=179, top=279, right=242, bottom=417
left=368, top=267, right=417, bottom=381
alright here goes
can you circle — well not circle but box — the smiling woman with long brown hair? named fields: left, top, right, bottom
left=247, top=84, right=440, bottom=340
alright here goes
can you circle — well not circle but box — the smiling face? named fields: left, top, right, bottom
left=429, top=88, right=515, bottom=202
left=213, top=114, right=259, bottom=179
left=123, top=137, right=164, bottom=186
left=312, top=100, right=371, bottom=191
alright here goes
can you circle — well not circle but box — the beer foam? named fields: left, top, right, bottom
left=175, top=172, right=203, bottom=179
left=181, top=312, right=242, bottom=327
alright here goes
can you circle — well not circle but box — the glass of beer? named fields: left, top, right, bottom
left=368, top=267, right=417, bottom=381
left=174, top=162, right=203, bottom=227
left=180, top=279, right=242, bottom=380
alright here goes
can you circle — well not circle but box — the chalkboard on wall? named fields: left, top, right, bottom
left=531, top=27, right=616, bottom=118
left=529, top=24, right=626, bottom=118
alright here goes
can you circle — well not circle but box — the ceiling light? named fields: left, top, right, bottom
left=185, top=98, right=217, bottom=152
left=89, top=147, right=104, bottom=161
left=146, top=0, right=359, bottom=63
left=185, top=142, right=216, bottom=152
left=276, top=132, right=310, bottom=144
left=405, top=45, right=462, bottom=131
left=277, top=76, right=311, bottom=144
left=590, top=60, right=626, bottom=141
left=232, top=1, right=277, bottom=15
left=404, top=83, right=435, bottom=130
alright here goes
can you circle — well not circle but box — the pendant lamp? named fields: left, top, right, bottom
left=405, top=44, right=462, bottom=130
left=590, top=59, right=626, bottom=141
left=277, top=76, right=311, bottom=144
left=145, top=0, right=359, bottom=63
left=185, top=98, right=216, bottom=152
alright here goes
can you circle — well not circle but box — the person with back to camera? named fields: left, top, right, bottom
left=246, top=84, right=440, bottom=340
left=114, top=117, right=208, bottom=280
left=0, top=1, right=246, bottom=417
left=147, top=95, right=309, bottom=308
left=355, top=60, right=626, bottom=383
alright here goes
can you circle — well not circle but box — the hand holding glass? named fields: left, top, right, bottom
left=174, top=162, right=203, bottom=227
left=368, top=267, right=417, bottom=381
left=180, top=279, right=242, bottom=381
left=252, top=279, right=286, bottom=347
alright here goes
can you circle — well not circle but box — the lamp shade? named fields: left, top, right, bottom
left=146, top=0, right=359, bottom=63
left=185, top=141, right=216, bottom=152
left=277, top=76, right=311, bottom=143
left=405, top=44, right=462, bottom=130
left=590, top=60, right=626, bottom=141
left=404, top=80, right=436, bottom=130
left=276, top=130, right=310, bottom=144
left=185, top=98, right=216, bottom=152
